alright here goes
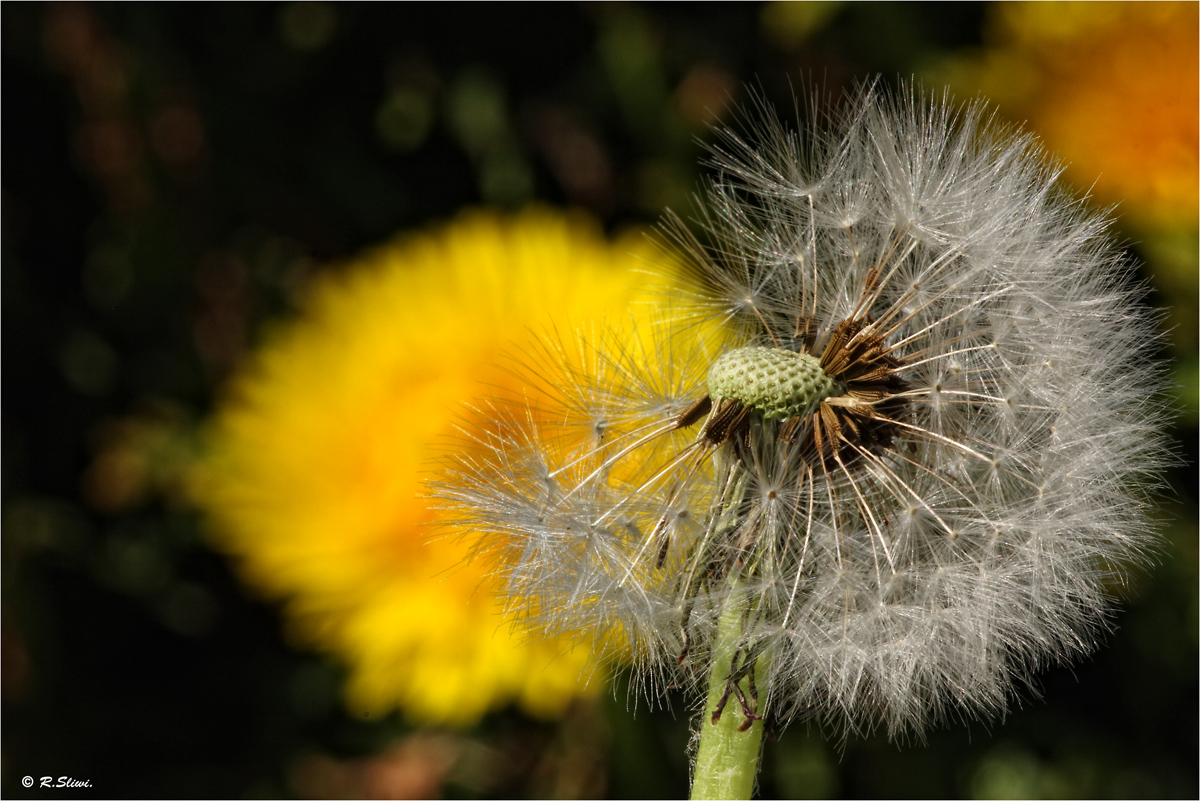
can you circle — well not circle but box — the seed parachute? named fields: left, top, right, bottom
left=435, top=81, right=1170, bottom=741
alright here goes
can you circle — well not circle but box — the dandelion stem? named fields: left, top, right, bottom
left=690, top=580, right=768, bottom=801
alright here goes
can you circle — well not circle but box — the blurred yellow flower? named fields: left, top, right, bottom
left=938, top=1, right=1198, bottom=228
left=191, top=208, right=668, bottom=726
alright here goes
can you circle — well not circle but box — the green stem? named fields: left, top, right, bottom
left=689, top=586, right=768, bottom=801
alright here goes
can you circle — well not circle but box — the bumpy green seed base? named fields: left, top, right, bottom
left=707, top=346, right=841, bottom=420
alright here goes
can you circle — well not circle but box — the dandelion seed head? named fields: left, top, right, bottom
left=436, top=81, right=1171, bottom=741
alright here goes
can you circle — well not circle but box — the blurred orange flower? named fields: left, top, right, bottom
left=940, top=1, right=1198, bottom=228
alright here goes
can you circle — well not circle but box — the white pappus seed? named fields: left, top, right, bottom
left=434, top=79, right=1172, bottom=743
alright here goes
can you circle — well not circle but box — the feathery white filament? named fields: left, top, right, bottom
left=435, top=81, right=1170, bottom=741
